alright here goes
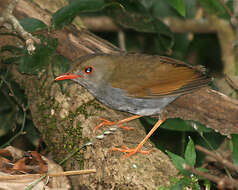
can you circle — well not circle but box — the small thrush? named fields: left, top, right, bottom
left=55, top=53, right=210, bottom=157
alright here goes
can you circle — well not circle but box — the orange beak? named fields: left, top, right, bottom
left=55, top=73, right=82, bottom=81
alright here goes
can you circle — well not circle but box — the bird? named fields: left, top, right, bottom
left=55, top=53, right=210, bottom=157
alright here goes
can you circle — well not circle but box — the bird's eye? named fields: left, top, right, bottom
left=84, top=66, right=93, bottom=74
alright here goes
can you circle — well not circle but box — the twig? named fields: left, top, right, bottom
left=58, top=145, right=85, bottom=165
left=0, top=66, right=10, bottom=88
left=0, top=0, right=40, bottom=54
left=0, top=106, right=27, bottom=148
left=225, top=75, right=238, bottom=91
left=25, top=175, right=46, bottom=190
left=195, top=145, right=238, bottom=172
left=59, top=122, right=124, bottom=165
left=0, top=75, right=23, bottom=107
left=0, top=169, right=96, bottom=180
left=82, top=16, right=119, bottom=31
left=183, top=164, right=238, bottom=189
left=232, top=0, right=238, bottom=52
left=118, top=30, right=126, bottom=51
left=208, top=15, right=236, bottom=76
left=25, top=125, right=121, bottom=189
left=0, top=74, right=29, bottom=148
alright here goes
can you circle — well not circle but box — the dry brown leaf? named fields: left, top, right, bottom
left=0, top=146, right=70, bottom=190
left=31, top=151, right=48, bottom=173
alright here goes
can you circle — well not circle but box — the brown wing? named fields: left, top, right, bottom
left=109, top=54, right=210, bottom=98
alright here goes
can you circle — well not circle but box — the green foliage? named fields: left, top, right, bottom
left=52, top=54, right=71, bottom=92
left=168, top=0, right=185, bottom=17
left=0, top=43, right=25, bottom=65
left=19, top=35, right=57, bottom=74
left=140, top=0, right=196, bottom=19
left=1, top=35, right=70, bottom=77
left=0, top=1, right=234, bottom=189
left=199, top=0, right=225, bottom=13
left=141, top=116, right=225, bottom=169
left=0, top=88, right=19, bottom=137
left=143, top=117, right=212, bottom=132
left=51, top=0, right=105, bottom=30
left=188, top=34, right=223, bottom=72
left=231, top=134, right=238, bottom=166
left=171, top=34, right=190, bottom=60
left=52, top=54, right=70, bottom=78
left=0, top=68, right=40, bottom=148
left=50, top=0, right=201, bottom=54
left=183, top=0, right=197, bottom=18
left=105, top=0, right=174, bottom=52
left=0, top=24, right=69, bottom=149
left=167, top=138, right=195, bottom=174
left=1, top=45, right=23, bottom=55
left=198, top=0, right=231, bottom=18
left=163, top=138, right=204, bottom=189
left=185, top=137, right=196, bottom=166
left=148, top=0, right=181, bottom=18
left=170, top=177, right=198, bottom=190
left=19, top=18, right=48, bottom=32
left=166, top=150, right=189, bottom=175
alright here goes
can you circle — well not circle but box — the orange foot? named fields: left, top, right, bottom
left=111, top=146, right=153, bottom=158
left=94, top=115, right=142, bottom=131
left=94, top=118, right=116, bottom=131
left=118, top=125, right=136, bottom=131
left=110, top=119, right=165, bottom=158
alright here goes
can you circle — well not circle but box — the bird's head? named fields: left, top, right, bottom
left=55, top=54, right=116, bottom=89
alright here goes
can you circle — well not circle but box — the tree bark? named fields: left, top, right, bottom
left=163, top=87, right=238, bottom=135
left=1, top=0, right=178, bottom=189
left=1, top=0, right=238, bottom=189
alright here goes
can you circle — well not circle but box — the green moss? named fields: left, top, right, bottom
left=36, top=85, right=106, bottom=167
left=75, top=99, right=105, bottom=119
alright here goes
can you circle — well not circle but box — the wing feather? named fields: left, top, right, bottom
left=109, top=54, right=210, bottom=98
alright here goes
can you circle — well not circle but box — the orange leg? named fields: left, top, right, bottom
left=94, top=115, right=142, bottom=131
left=118, top=125, right=136, bottom=131
left=111, top=119, right=165, bottom=158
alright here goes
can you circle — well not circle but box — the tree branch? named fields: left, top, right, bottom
left=163, top=87, right=238, bottom=135
left=195, top=145, right=238, bottom=172
left=1, top=0, right=238, bottom=189
left=0, top=0, right=40, bottom=54
left=3, top=1, right=178, bottom=189
left=81, top=16, right=217, bottom=33
left=184, top=164, right=238, bottom=189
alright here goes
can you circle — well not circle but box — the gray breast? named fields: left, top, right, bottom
left=87, top=84, right=178, bottom=116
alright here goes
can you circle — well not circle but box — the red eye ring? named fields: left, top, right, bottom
left=84, top=66, right=93, bottom=74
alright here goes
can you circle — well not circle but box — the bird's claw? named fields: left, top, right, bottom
left=94, top=118, right=135, bottom=131
left=94, top=118, right=116, bottom=131
left=111, top=146, right=153, bottom=158
left=118, top=125, right=136, bottom=131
